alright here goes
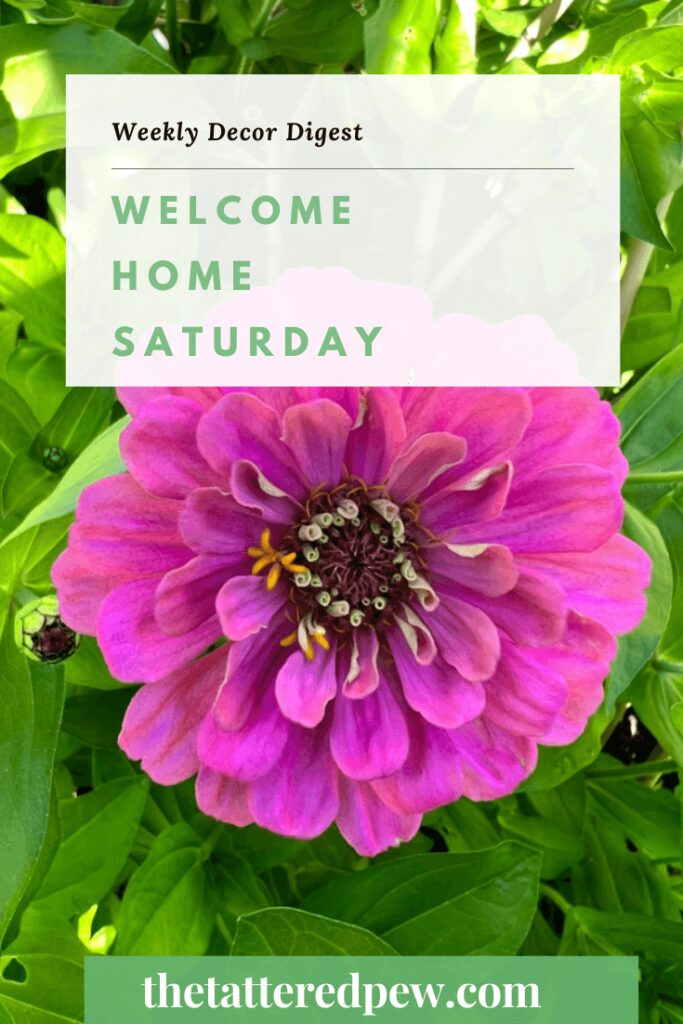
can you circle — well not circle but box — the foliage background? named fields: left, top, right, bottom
left=0, top=2, right=683, bottom=1021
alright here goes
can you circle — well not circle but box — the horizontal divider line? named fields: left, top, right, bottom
left=110, top=165, right=576, bottom=172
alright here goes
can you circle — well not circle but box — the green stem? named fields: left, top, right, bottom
left=587, top=758, right=677, bottom=779
left=165, top=0, right=180, bottom=65
left=653, top=656, right=683, bottom=674
left=539, top=884, right=572, bottom=916
left=628, top=469, right=683, bottom=485
left=253, top=0, right=278, bottom=34
left=232, top=54, right=255, bottom=74
left=230, top=0, right=278, bottom=73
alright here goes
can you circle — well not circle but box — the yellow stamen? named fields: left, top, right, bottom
left=266, top=563, right=282, bottom=590
left=312, top=632, right=330, bottom=651
left=303, top=640, right=314, bottom=661
left=248, top=528, right=305, bottom=586
left=251, top=555, right=272, bottom=575
left=260, top=529, right=274, bottom=554
left=280, top=630, right=298, bottom=648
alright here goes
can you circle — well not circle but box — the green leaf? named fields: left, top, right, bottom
left=208, top=854, right=271, bottom=942
left=60, top=688, right=134, bottom=749
left=64, top=636, right=121, bottom=691
left=430, top=799, right=501, bottom=853
left=364, top=0, right=439, bottom=72
left=621, top=122, right=681, bottom=249
left=3, top=416, right=127, bottom=543
left=0, top=23, right=173, bottom=176
left=621, top=310, right=681, bottom=373
left=572, top=818, right=679, bottom=918
left=630, top=663, right=683, bottom=765
left=3, top=786, right=61, bottom=948
left=264, top=0, right=364, bottom=63
left=0, top=215, right=65, bottom=347
left=116, top=824, right=217, bottom=955
left=303, top=842, right=541, bottom=954
left=0, top=908, right=85, bottom=1024
left=650, top=487, right=683, bottom=665
left=533, top=9, right=646, bottom=73
left=35, top=776, right=148, bottom=918
left=605, top=503, right=673, bottom=708
left=537, top=28, right=590, bottom=66
left=5, top=341, right=67, bottom=422
left=559, top=906, right=683, bottom=970
left=433, top=0, right=475, bottom=73
left=0, top=518, right=70, bottom=624
left=0, top=631, right=64, bottom=947
left=0, top=380, right=39, bottom=485
left=34, top=388, right=114, bottom=465
left=587, top=772, right=681, bottom=862
left=216, top=0, right=254, bottom=46
left=1, top=456, right=53, bottom=520
left=499, top=778, right=586, bottom=880
left=619, top=344, right=683, bottom=502
left=232, top=908, right=397, bottom=955
left=612, top=25, right=683, bottom=72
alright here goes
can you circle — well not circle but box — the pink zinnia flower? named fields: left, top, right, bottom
left=54, top=387, right=650, bottom=856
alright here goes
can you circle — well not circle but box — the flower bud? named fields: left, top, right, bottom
left=14, top=596, right=80, bottom=664
left=42, top=446, right=68, bottom=472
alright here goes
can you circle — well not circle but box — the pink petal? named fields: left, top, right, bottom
left=388, top=629, right=485, bottom=729
left=421, top=463, right=512, bottom=536
left=372, top=719, right=463, bottom=815
left=427, top=596, right=500, bottom=682
left=69, top=475, right=188, bottom=577
left=195, top=768, right=254, bottom=826
left=52, top=547, right=115, bottom=634
left=249, top=726, right=339, bottom=839
left=198, top=688, right=290, bottom=781
left=456, top=464, right=623, bottom=554
left=337, top=779, right=421, bottom=857
left=387, top=432, right=467, bottom=503
left=330, top=680, right=409, bottom=781
left=230, top=461, right=302, bottom=525
left=275, top=647, right=338, bottom=727
left=96, top=577, right=219, bottom=683
left=345, top=388, right=406, bottom=484
left=539, top=612, right=616, bottom=745
left=117, top=386, right=222, bottom=416
left=453, top=719, right=538, bottom=800
left=237, top=387, right=360, bottom=422
left=179, top=488, right=264, bottom=555
left=516, top=388, right=628, bottom=486
left=120, top=396, right=218, bottom=499
left=343, top=629, right=380, bottom=699
left=398, top=387, right=532, bottom=478
left=155, top=555, right=236, bottom=635
left=521, top=533, right=651, bottom=635
left=483, top=642, right=568, bottom=737
left=281, top=399, right=352, bottom=488
left=216, top=575, right=286, bottom=641
left=425, top=542, right=518, bottom=598
left=197, top=393, right=306, bottom=498
left=472, top=567, right=567, bottom=646
left=119, top=648, right=224, bottom=784
left=213, top=627, right=288, bottom=731
left=393, top=605, right=437, bottom=665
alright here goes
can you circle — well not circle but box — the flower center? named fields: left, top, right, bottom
left=286, top=478, right=436, bottom=630
left=248, top=479, right=437, bottom=659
